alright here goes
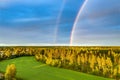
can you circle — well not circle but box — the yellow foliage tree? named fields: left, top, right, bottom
left=5, top=64, right=16, bottom=80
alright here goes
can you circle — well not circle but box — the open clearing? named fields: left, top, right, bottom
left=0, top=56, right=113, bottom=80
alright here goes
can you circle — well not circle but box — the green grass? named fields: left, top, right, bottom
left=0, top=57, right=113, bottom=80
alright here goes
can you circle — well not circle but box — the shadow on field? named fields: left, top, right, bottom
left=16, top=77, right=24, bottom=80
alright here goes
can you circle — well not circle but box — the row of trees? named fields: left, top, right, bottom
left=0, top=46, right=120, bottom=79
left=35, top=47, right=120, bottom=79
left=0, top=47, right=44, bottom=60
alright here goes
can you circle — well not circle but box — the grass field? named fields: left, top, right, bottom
left=0, top=57, right=113, bottom=80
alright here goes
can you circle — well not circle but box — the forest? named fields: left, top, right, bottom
left=0, top=46, right=120, bottom=80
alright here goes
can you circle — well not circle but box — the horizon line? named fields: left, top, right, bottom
left=0, top=43, right=119, bottom=46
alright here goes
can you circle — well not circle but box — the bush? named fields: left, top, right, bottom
left=5, top=64, right=16, bottom=80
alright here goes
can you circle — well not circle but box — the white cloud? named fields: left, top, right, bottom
left=0, top=43, right=71, bottom=46
left=11, top=18, right=42, bottom=22
left=0, top=25, right=56, bottom=44
left=0, top=0, right=61, bottom=8
left=0, top=0, right=50, bottom=4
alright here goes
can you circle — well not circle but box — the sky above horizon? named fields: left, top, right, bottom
left=71, top=0, right=120, bottom=46
left=0, top=0, right=120, bottom=46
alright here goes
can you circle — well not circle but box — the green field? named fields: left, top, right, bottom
left=0, top=57, right=113, bottom=80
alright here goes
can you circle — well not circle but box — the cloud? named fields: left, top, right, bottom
left=0, top=0, right=64, bottom=8
left=11, top=18, right=41, bottom=22
left=0, top=0, right=84, bottom=45
left=0, top=43, right=70, bottom=46
left=0, top=26, right=55, bottom=44
left=72, top=0, right=120, bottom=46
left=0, top=0, right=54, bottom=5
left=11, top=17, right=52, bottom=23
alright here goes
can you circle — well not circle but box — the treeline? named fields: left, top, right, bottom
left=0, top=46, right=120, bottom=79
left=0, top=47, right=44, bottom=60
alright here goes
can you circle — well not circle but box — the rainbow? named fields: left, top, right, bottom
left=70, top=0, right=88, bottom=45
left=54, top=0, right=66, bottom=43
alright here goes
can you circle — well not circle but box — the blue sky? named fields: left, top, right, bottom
left=72, top=0, right=120, bottom=46
left=0, top=0, right=120, bottom=46
left=0, top=0, right=83, bottom=45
